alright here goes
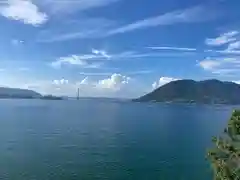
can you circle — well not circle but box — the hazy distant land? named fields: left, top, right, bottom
left=0, top=87, right=63, bottom=100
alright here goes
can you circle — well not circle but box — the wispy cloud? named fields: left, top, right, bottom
left=38, top=29, right=106, bottom=42
left=203, top=30, right=240, bottom=72
left=51, top=48, right=199, bottom=69
left=35, top=0, right=120, bottom=15
left=51, top=55, right=102, bottom=69
left=148, top=46, right=197, bottom=51
left=227, top=41, right=240, bottom=51
left=198, top=57, right=240, bottom=76
left=37, top=5, right=219, bottom=42
left=212, top=68, right=240, bottom=75
left=50, top=49, right=111, bottom=69
left=107, top=5, right=218, bottom=35
left=37, top=17, right=114, bottom=42
left=205, top=49, right=240, bottom=55
left=0, top=0, right=48, bottom=26
left=109, top=51, right=196, bottom=59
left=205, top=31, right=239, bottom=46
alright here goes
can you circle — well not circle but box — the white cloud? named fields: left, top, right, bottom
left=21, top=74, right=132, bottom=97
left=205, top=31, right=239, bottom=46
left=148, top=46, right=197, bottom=51
left=198, top=58, right=221, bottom=70
left=67, top=74, right=132, bottom=97
left=73, top=74, right=131, bottom=95
left=0, top=0, right=48, bottom=26
left=97, top=73, right=130, bottom=90
left=108, top=5, right=217, bottom=35
left=92, top=49, right=111, bottom=59
left=53, top=79, right=69, bottom=85
left=152, top=77, right=179, bottom=89
left=0, top=71, right=149, bottom=98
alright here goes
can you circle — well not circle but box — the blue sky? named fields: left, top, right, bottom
left=0, top=0, right=240, bottom=98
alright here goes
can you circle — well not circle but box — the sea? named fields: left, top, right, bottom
left=0, top=99, right=238, bottom=180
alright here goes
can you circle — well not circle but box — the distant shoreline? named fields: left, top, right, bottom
left=0, top=87, right=64, bottom=100
left=0, top=96, right=64, bottom=100
left=133, top=99, right=240, bottom=105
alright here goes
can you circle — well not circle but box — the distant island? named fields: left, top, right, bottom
left=0, top=87, right=63, bottom=100
left=40, top=95, right=63, bottom=100
left=134, top=79, right=240, bottom=105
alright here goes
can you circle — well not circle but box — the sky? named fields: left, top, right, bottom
left=0, top=0, right=240, bottom=98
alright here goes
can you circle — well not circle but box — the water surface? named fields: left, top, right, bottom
left=0, top=99, right=238, bottom=180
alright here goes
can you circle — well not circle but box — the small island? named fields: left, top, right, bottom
left=40, top=95, right=64, bottom=100
left=134, top=79, right=240, bottom=105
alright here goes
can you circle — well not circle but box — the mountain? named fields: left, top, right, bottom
left=134, top=79, right=240, bottom=104
left=0, top=87, right=42, bottom=99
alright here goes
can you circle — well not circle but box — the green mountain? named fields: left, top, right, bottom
left=0, top=87, right=42, bottom=99
left=134, top=79, right=240, bottom=104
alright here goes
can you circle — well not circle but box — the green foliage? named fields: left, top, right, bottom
left=207, top=110, right=240, bottom=180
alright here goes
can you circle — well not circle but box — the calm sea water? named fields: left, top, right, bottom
left=0, top=99, right=238, bottom=180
